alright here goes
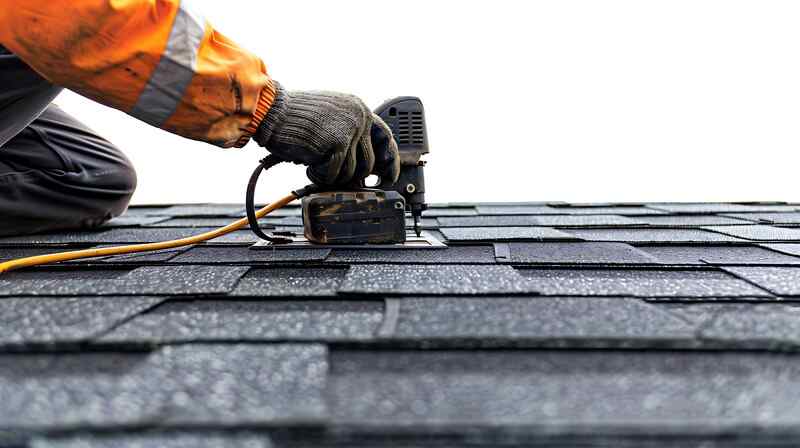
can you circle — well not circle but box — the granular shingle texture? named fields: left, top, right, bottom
left=440, top=226, right=576, bottom=242
left=638, top=244, right=800, bottom=265
left=389, top=297, right=695, bottom=345
left=339, top=265, right=539, bottom=295
left=562, top=228, right=743, bottom=243
left=517, top=268, right=771, bottom=298
left=703, top=224, right=800, bottom=241
left=723, top=212, right=800, bottom=224
left=437, top=215, right=644, bottom=227
left=0, top=265, right=249, bottom=296
left=722, top=266, right=800, bottom=296
left=504, top=242, right=658, bottom=264
left=7, top=201, right=800, bottom=446
left=102, top=300, right=383, bottom=343
left=0, top=296, right=163, bottom=346
left=231, top=267, right=347, bottom=297
left=0, top=344, right=327, bottom=428
left=34, top=432, right=273, bottom=448
left=329, top=350, right=800, bottom=427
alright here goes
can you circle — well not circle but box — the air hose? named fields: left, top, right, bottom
left=0, top=155, right=308, bottom=274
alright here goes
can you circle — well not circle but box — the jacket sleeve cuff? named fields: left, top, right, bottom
left=234, top=78, right=278, bottom=148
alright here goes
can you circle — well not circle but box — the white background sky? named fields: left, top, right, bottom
left=56, top=0, right=800, bottom=205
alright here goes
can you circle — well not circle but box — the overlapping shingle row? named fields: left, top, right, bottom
left=5, top=202, right=800, bottom=446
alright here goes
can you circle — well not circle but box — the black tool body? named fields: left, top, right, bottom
left=302, top=190, right=406, bottom=244
left=375, top=96, right=429, bottom=236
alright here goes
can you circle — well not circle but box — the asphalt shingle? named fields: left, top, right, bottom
left=0, top=229, right=221, bottom=245
left=171, top=246, right=331, bottom=263
left=97, top=247, right=188, bottom=264
left=505, top=242, right=658, bottom=265
left=326, top=245, right=496, bottom=264
left=148, top=217, right=280, bottom=228
left=475, top=205, right=665, bottom=215
left=8, top=201, right=800, bottom=444
left=636, top=215, right=751, bottom=227
left=0, top=231, right=113, bottom=246
left=389, top=297, right=695, bottom=345
left=339, top=265, right=539, bottom=295
left=0, top=247, right=94, bottom=263
left=440, top=226, right=577, bottom=242
left=231, top=267, right=347, bottom=297
left=649, top=203, right=797, bottom=214
left=517, top=268, right=771, bottom=298
left=474, top=205, right=556, bottom=215
left=329, top=350, right=800, bottom=426
left=0, top=296, right=163, bottom=346
left=101, top=300, right=383, bottom=343
left=703, top=225, right=800, bottom=242
left=697, top=304, right=800, bottom=347
left=722, top=212, right=800, bottom=224
left=562, top=228, right=743, bottom=243
left=0, top=266, right=249, bottom=296
left=421, top=207, right=477, bottom=217
left=638, top=245, right=800, bottom=265
left=34, top=432, right=273, bottom=448
left=437, top=215, right=643, bottom=227
left=723, top=266, right=800, bottom=296
left=762, top=243, right=800, bottom=257
left=0, top=344, right=327, bottom=428
left=146, top=204, right=246, bottom=217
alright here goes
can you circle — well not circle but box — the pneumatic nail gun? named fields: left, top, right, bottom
left=245, top=96, right=429, bottom=245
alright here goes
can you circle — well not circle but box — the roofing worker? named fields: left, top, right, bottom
left=0, top=0, right=399, bottom=236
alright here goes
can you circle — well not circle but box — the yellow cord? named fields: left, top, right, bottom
left=0, top=193, right=298, bottom=274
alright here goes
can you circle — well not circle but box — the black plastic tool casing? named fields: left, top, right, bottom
left=301, top=190, right=406, bottom=244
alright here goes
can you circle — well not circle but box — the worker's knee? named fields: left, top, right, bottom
left=0, top=156, right=137, bottom=236
left=0, top=106, right=137, bottom=236
left=95, top=145, right=138, bottom=220
left=114, top=161, right=137, bottom=215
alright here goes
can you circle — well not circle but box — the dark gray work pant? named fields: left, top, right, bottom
left=0, top=46, right=136, bottom=236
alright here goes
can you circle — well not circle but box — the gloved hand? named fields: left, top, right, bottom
left=254, top=82, right=400, bottom=187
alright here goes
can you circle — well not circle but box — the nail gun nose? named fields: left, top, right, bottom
left=413, top=213, right=422, bottom=237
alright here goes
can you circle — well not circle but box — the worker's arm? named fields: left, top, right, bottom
left=0, top=0, right=273, bottom=148
left=0, top=0, right=399, bottom=185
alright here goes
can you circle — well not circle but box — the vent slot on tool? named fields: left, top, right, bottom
left=394, top=111, right=425, bottom=146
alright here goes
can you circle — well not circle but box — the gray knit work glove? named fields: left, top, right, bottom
left=254, top=83, right=400, bottom=187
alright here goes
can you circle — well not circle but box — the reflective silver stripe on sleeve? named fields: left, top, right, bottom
left=129, top=1, right=206, bottom=127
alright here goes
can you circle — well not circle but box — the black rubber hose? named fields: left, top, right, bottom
left=246, top=154, right=294, bottom=244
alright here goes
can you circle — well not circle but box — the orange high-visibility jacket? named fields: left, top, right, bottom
left=0, top=0, right=276, bottom=148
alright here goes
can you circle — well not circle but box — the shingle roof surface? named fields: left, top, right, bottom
left=7, top=202, right=800, bottom=446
